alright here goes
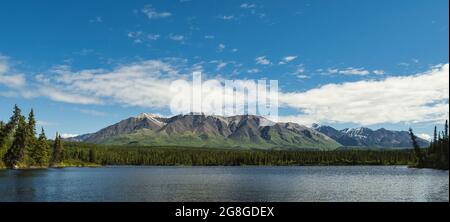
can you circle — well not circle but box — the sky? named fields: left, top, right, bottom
left=0, top=0, right=448, bottom=140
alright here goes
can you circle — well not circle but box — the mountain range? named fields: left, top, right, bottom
left=67, top=113, right=429, bottom=150
left=312, top=124, right=429, bottom=148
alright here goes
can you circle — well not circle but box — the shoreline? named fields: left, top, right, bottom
left=2, top=164, right=448, bottom=171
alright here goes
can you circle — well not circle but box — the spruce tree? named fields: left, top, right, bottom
left=2, top=116, right=27, bottom=168
left=51, top=133, right=64, bottom=165
left=27, top=109, right=36, bottom=145
left=445, top=120, right=448, bottom=139
left=431, top=126, right=438, bottom=153
left=409, top=128, right=423, bottom=167
left=25, top=109, right=37, bottom=165
left=0, top=104, right=22, bottom=149
left=33, top=128, right=50, bottom=166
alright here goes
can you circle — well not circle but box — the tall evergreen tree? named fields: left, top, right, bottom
left=2, top=115, right=27, bottom=168
left=25, top=109, right=37, bottom=165
left=32, top=128, right=50, bottom=166
left=0, top=105, right=22, bottom=149
left=27, top=109, right=36, bottom=145
left=409, top=128, right=423, bottom=167
left=445, top=120, right=448, bottom=139
left=433, top=126, right=438, bottom=143
left=51, top=133, right=64, bottom=165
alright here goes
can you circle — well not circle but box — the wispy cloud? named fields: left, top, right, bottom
left=296, top=75, right=310, bottom=79
left=337, top=67, right=370, bottom=75
left=247, top=68, right=260, bottom=74
left=292, top=64, right=306, bottom=76
left=255, top=56, right=271, bottom=65
left=89, top=16, right=103, bottom=23
left=279, top=56, right=297, bottom=65
left=0, top=55, right=26, bottom=88
left=168, top=34, right=185, bottom=42
left=127, top=31, right=160, bottom=44
left=60, top=133, right=79, bottom=139
left=142, top=5, right=172, bottom=19
left=217, top=43, right=226, bottom=52
left=321, top=67, right=377, bottom=76
left=240, top=3, right=257, bottom=9
left=217, top=15, right=235, bottom=20
left=373, top=70, right=385, bottom=75
left=418, top=133, right=431, bottom=141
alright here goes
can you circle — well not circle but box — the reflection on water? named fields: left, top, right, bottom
left=0, top=166, right=448, bottom=202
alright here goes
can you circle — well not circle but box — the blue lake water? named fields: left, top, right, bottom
left=0, top=166, right=448, bottom=202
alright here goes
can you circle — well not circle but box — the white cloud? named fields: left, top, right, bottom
left=0, top=74, right=26, bottom=88
left=33, top=59, right=186, bottom=108
left=169, top=34, right=184, bottom=42
left=338, top=67, right=370, bottom=75
left=89, top=16, right=103, bottom=23
left=218, top=43, right=226, bottom=52
left=147, top=34, right=160, bottom=40
left=255, top=56, right=271, bottom=65
left=279, top=64, right=449, bottom=126
left=0, top=55, right=9, bottom=74
left=418, top=133, right=431, bottom=141
left=37, top=86, right=102, bottom=105
left=279, top=56, right=297, bottom=65
left=0, top=56, right=26, bottom=88
left=247, top=68, right=260, bottom=74
left=296, top=75, right=310, bottom=79
left=373, top=70, right=385, bottom=75
left=231, top=48, right=238, bottom=53
left=291, top=64, right=306, bottom=76
left=218, top=15, right=235, bottom=20
left=60, top=133, right=79, bottom=139
left=326, top=68, right=339, bottom=74
left=216, top=62, right=227, bottom=70
left=127, top=31, right=160, bottom=44
left=142, top=5, right=172, bottom=19
left=204, top=35, right=215, bottom=39
left=240, top=3, right=257, bottom=9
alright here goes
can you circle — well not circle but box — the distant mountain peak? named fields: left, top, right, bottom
left=135, top=113, right=162, bottom=119
left=315, top=125, right=429, bottom=148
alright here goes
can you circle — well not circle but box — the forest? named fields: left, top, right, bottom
left=0, top=104, right=447, bottom=168
left=409, top=121, right=449, bottom=170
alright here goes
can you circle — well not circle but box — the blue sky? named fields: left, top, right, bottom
left=0, top=0, right=448, bottom=139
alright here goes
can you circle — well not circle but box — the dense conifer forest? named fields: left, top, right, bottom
left=409, top=121, right=449, bottom=170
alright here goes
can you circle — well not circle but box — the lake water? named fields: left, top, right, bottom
left=0, top=166, right=448, bottom=202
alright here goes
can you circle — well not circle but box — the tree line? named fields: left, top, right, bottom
left=409, top=120, right=449, bottom=170
left=0, top=105, right=64, bottom=169
left=62, top=142, right=416, bottom=166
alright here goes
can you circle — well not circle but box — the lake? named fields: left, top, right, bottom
left=0, top=166, right=448, bottom=202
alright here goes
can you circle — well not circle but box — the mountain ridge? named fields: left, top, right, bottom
left=67, top=113, right=429, bottom=150
left=312, top=124, right=429, bottom=148
left=68, top=113, right=340, bottom=150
